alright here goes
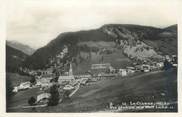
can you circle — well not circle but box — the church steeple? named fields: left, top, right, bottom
left=69, top=63, right=73, bottom=76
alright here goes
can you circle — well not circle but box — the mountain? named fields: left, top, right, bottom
left=23, top=24, right=177, bottom=72
left=6, top=45, right=29, bottom=72
left=164, top=24, right=177, bottom=33
left=6, top=40, right=35, bottom=55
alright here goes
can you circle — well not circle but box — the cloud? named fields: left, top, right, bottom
left=6, top=0, right=178, bottom=49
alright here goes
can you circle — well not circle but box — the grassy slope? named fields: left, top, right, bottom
left=24, top=29, right=113, bottom=69
left=73, top=49, right=132, bottom=74
left=6, top=73, right=42, bottom=112
left=6, top=73, right=32, bottom=87
left=7, top=88, right=42, bottom=112
left=6, top=45, right=28, bottom=72
left=7, top=69, right=176, bottom=112
left=57, top=71, right=177, bottom=112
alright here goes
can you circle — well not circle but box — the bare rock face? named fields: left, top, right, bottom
left=101, top=24, right=163, bottom=60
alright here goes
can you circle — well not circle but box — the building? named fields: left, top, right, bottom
left=118, top=69, right=127, bottom=76
left=63, top=85, right=74, bottom=90
left=58, top=63, right=75, bottom=83
left=91, top=63, right=112, bottom=75
left=172, top=55, right=177, bottom=62
left=74, top=74, right=91, bottom=79
left=150, top=65, right=158, bottom=71
left=36, top=93, right=51, bottom=103
left=165, top=55, right=172, bottom=62
left=97, top=73, right=116, bottom=79
left=80, top=78, right=89, bottom=85
left=12, top=86, right=18, bottom=92
left=109, top=66, right=116, bottom=73
left=18, top=81, right=31, bottom=90
left=91, top=63, right=111, bottom=69
left=36, top=77, right=52, bottom=87
left=135, top=65, right=142, bottom=71
left=141, top=64, right=151, bottom=72
left=172, top=55, right=177, bottom=67
left=37, top=68, right=53, bottom=76
left=58, top=75, right=75, bottom=83
left=126, top=67, right=135, bottom=74
left=156, top=62, right=164, bottom=68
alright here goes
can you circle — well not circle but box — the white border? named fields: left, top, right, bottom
left=0, top=0, right=182, bottom=117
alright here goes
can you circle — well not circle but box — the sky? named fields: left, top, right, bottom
left=6, top=0, right=179, bottom=49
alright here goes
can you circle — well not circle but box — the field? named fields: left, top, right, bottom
left=7, top=69, right=177, bottom=112
left=73, top=49, right=132, bottom=74
left=6, top=73, right=32, bottom=87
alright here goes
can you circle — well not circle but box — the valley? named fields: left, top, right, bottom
left=6, top=24, right=178, bottom=112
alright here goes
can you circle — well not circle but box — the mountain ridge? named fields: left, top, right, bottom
left=6, top=45, right=29, bottom=72
left=23, top=24, right=177, bottom=70
left=6, top=40, right=36, bottom=55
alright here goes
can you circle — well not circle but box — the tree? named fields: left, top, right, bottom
left=163, top=59, right=172, bottom=71
left=48, top=85, right=60, bottom=106
left=63, top=90, right=70, bottom=99
left=28, top=96, right=36, bottom=106
left=50, top=76, right=59, bottom=83
left=6, top=80, right=13, bottom=97
left=30, top=76, right=36, bottom=85
left=6, top=79, right=14, bottom=109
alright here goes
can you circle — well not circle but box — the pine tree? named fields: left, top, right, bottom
left=48, top=85, right=60, bottom=106
left=28, top=96, right=36, bottom=106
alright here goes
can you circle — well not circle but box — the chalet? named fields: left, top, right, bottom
left=118, top=69, right=127, bottom=76
left=63, top=85, right=74, bottom=90
left=172, top=55, right=177, bottom=61
left=74, top=74, right=91, bottom=79
left=172, top=63, right=177, bottom=67
left=97, top=73, right=116, bottom=78
left=126, top=67, right=135, bottom=74
left=126, top=67, right=135, bottom=70
left=80, top=78, right=89, bottom=85
left=41, top=74, right=54, bottom=79
left=37, top=68, right=53, bottom=76
left=141, top=64, right=150, bottom=72
left=150, top=65, right=158, bottom=71
left=172, top=55, right=177, bottom=67
left=91, top=63, right=112, bottom=75
left=58, top=75, right=75, bottom=83
left=28, top=71, right=37, bottom=76
left=109, top=66, right=116, bottom=73
left=36, top=93, right=51, bottom=104
left=156, top=62, right=164, bottom=68
left=18, top=81, right=31, bottom=90
left=135, top=65, right=142, bottom=71
left=69, top=80, right=78, bottom=86
left=12, top=86, right=18, bottom=92
left=91, top=63, right=111, bottom=69
left=165, top=55, right=172, bottom=62
left=36, top=77, right=53, bottom=88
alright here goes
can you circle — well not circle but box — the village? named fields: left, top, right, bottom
left=11, top=48, right=177, bottom=108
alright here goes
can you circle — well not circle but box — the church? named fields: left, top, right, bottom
left=58, top=63, right=75, bottom=83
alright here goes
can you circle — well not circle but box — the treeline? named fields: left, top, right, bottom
left=6, top=45, right=28, bottom=73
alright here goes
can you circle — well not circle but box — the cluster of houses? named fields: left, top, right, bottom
left=13, top=62, right=90, bottom=105
left=13, top=54, right=177, bottom=105
left=88, top=54, right=177, bottom=80
left=12, top=81, right=32, bottom=92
